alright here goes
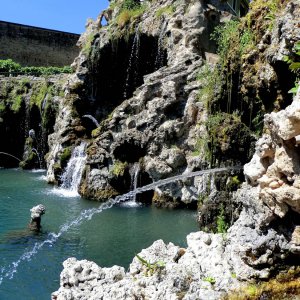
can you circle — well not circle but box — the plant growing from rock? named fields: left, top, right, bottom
left=116, top=0, right=146, bottom=28
left=135, top=254, right=166, bottom=276
left=216, top=204, right=228, bottom=234
left=283, top=41, right=300, bottom=95
left=156, top=5, right=175, bottom=18
left=110, top=160, right=128, bottom=177
left=203, top=276, right=216, bottom=285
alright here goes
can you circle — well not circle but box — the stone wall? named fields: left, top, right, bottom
left=0, top=21, right=80, bottom=67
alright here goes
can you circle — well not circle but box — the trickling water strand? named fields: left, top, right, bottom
left=0, top=166, right=241, bottom=285
left=210, top=173, right=216, bottom=193
left=24, top=96, right=30, bottom=138
left=0, top=152, right=21, bottom=162
left=124, top=26, right=140, bottom=99
left=60, top=142, right=87, bottom=195
left=32, top=148, right=42, bottom=169
left=82, top=115, right=100, bottom=128
left=133, top=166, right=241, bottom=195
left=122, top=163, right=141, bottom=207
left=133, top=163, right=140, bottom=202
left=155, top=19, right=168, bottom=70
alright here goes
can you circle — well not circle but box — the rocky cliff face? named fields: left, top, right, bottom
left=46, top=0, right=247, bottom=210
left=0, top=75, right=66, bottom=168
left=52, top=89, right=300, bottom=300
left=51, top=0, right=300, bottom=298
left=45, top=0, right=299, bottom=230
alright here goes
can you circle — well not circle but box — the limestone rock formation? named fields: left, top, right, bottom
left=52, top=177, right=295, bottom=299
left=51, top=0, right=300, bottom=297
left=29, top=204, right=46, bottom=231
left=245, top=88, right=300, bottom=217
left=0, top=75, right=66, bottom=168
left=46, top=0, right=246, bottom=208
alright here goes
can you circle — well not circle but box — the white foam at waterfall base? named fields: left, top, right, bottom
left=30, top=169, right=46, bottom=173
left=0, top=166, right=240, bottom=286
left=50, top=142, right=87, bottom=197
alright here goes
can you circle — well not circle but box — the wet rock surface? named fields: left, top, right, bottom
left=29, top=204, right=46, bottom=231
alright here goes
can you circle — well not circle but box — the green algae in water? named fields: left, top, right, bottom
left=0, top=169, right=197, bottom=300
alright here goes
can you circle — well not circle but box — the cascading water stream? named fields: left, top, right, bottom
left=55, top=142, right=87, bottom=197
left=155, top=19, right=168, bottom=70
left=0, top=165, right=241, bottom=285
left=124, top=26, right=141, bottom=99
left=133, top=163, right=140, bottom=202
left=31, top=148, right=42, bottom=169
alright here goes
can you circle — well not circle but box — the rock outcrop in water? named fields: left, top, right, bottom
left=29, top=204, right=46, bottom=231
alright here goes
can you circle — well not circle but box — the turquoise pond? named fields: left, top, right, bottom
left=0, top=169, right=197, bottom=299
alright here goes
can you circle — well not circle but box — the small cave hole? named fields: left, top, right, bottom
left=113, top=141, right=147, bottom=163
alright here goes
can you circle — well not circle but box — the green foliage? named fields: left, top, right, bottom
left=0, top=59, right=72, bottom=76
left=111, top=160, right=128, bottom=177
left=0, top=59, right=21, bottom=73
left=211, top=20, right=254, bottom=66
left=60, top=147, right=72, bottom=166
left=227, top=175, right=241, bottom=191
left=284, top=41, right=300, bottom=95
left=192, top=135, right=211, bottom=162
left=197, top=63, right=221, bottom=109
left=116, top=6, right=146, bottom=27
left=11, top=95, right=22, bottom=112
left=225, top=267, right=300, bottom=300
left=216, top=205, right=228, bottom=234
left=82, top=32, right=95, bottom=56
left=116, top=0, right=146, bottom=28
left=203, top=276, right=216, bottom=285
left=30, top=83, right=49, bottom=108
left=136, top=254, right=166, bottom=276
left=122, top=0, right=140, bottom=10
left=247, top=0, right=281, bottom=31
left=0, top=103, right=5, bottom=112
left=156, top=5, right=175, bottom=18
left=21, top=65, right=72, bottom=76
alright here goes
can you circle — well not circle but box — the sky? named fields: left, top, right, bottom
left=0, top=0, right=109, bottom=34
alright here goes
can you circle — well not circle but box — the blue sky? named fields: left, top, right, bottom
left=0, top=0, right=109, bottom=34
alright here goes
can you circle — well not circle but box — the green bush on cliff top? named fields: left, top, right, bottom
left=0, top=59, right=73, bottom=76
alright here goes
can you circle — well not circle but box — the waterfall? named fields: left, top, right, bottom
left=31, top=148, right=42, bottom=169
left=155, top=19, right=168, bottom=70
left=121, top=162, right=141, bottom=207
left=124, top=26, right=141, bottom=99
left=56, top=142, right=87, bottom=197
left=82, top=115, right=100, bottom=128
left=0, top=166, right=241, bottom=285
